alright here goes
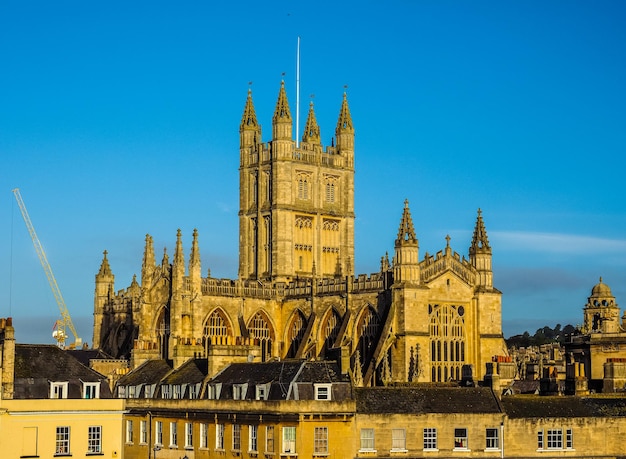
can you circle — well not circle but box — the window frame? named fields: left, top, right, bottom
left=454, top=427, right=469, bottom=450
left=314, top=426, right=328, bottom=455
left=126, top=420, right=133, bottom=444
left=486, top=427, right=500, bottom=450
left=216, top=423, right=225, bottom=450
left=185, top=422, right=193, bottom=449
left=266, top=425, right=275, bottom=453
left=87, top=425, right=102, bottom=454
left=169, top=421, right=178, bottom=447
left=249, top=424, right=258, bottom=453
left=83, top=381, right=100, bottom=399
left=50, top=381, right=69, bottom=399
left=155, top=421, right=163, bottom=447
left=391, top=428, right=407, bottom=452
left=359, top=428, right=375, bottom=452
left=199, top=423, right=208, bottom=449
left=232, top=424, right=241, bottom=451
left=423, top=427, right=438, bottom=451
left=55, top=426, right=70, bottom=456
left=282, top=426, right=296, bottom=454
left=314, top=383, right=332, bottom=401
left=140, top=420, right=147, bottom=445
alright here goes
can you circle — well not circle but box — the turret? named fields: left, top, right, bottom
left=272, top=81, right=292, bottom=141
left=393, top=200, right=420, bottom=285
left=240, top=88, right=261, bottom=150
left=141, top=234, right=156, bottom=289
left=302, top=101, right=321, bottom=145
left=172, top=229, right=185, bottom=290
left=469, top=209, right=493, bottom=289
left=93, top=250, right=115, bottom=349
left=335, top=92, right=354, bottom=154
left=189, top=228, right=202, bottom=294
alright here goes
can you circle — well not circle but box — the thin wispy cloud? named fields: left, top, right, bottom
left=491, top=231, right=626, bottom=255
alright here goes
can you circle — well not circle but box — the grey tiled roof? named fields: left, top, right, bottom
left=161, top=359, right=208, bottom=384
left=355, top=386, right=502, bottom=414
left=13, top=344, right=112, bottom=399
left=116, top=359, right=173, bottom=386
left=295, top=361, right=349, bottom=383
left=501, top=395, right=626, bottom=418
left=210, top=360, right=304, bottom=385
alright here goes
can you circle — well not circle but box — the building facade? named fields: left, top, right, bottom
left=0, top=318, right=125, bottom=459
left=93, top=83, right=507, bottom=385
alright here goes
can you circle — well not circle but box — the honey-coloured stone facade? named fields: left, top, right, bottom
left=93, top=83, right=507, bottom=384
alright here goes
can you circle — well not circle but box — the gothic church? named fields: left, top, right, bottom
left=93, top=82, right=507, bottom=385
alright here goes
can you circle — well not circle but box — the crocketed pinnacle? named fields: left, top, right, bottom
left=395, top=199, right=418, bottom=246
left=97, top=250, right=112, bottom=276
left=336, top=92, right=354, bottom=133
left=273, top=81, right=292, bottom=122
left=240, top=88, right=259, bottom=130
left=189, top=228, right=200, bottom=267
left=174, top=229, right=184, bottom=266
left=470, top=208, right=491, bottom=253
left=302, top=101, right=321, bottom=144
left=142, top=234, right=155, bottom=270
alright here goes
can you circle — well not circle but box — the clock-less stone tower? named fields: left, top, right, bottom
left=238, top=82, right=355, bottom=281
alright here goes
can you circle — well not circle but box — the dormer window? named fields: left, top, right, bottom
left=50, top=381, right=68, bottom=399
left=314, top=383, right=332, bottom=401
left=255, top=384, right=269, bottom=400
left=83, top=381, right=101, bottom=399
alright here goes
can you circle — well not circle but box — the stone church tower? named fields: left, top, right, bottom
left=93, top=82, right=507, bottom=384
left=238, top=82, right=355, bottom=281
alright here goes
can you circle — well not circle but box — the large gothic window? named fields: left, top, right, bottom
left=320, top=308, right=342, bottom=358
left=296, top=173, right=310, bottom=200
left=155, top=306, right=170, bottom=360
left=429, top=304, right=466, bottom=382
left=285, top=310, right=307, bottom=358
left=248, top=312, right=274, bottom=362
left=355, top=306, right=380, bottom=368
left=321, top=219, right=340, bottom=275
left=294, top=216, right=313, bottom=273
left=202, top=309, right=232, bottom=354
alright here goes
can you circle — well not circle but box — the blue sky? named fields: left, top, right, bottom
left=1, top=1, right=625, bottom=345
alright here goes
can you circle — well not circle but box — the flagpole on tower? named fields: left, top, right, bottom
left=296, top=36, right=300, bottom=148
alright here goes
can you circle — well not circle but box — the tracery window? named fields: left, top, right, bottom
left=202, top=309, right=232, bottom=353
left=285, top=310, right=307, bottom=358
left=320, top=308, right=342, bottom=358
left=249, top=312, right=274, bottom=362
left=296, top=172, right=311, bottom=200
left=355, top=307, right=380, bottom=367
left=429, top=304, right=466, bottom=382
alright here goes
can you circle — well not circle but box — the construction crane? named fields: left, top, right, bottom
left=12, top=188, right=82, bottom=349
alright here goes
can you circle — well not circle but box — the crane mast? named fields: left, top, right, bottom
left=12, top=188, right=82, bottom=349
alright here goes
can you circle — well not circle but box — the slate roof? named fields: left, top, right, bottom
left=13, top=344, right=113, bottom=399
left=210, top=360, right=304, bottom=385
left=501, top=395, right=626, bottom=418
left=161, top=359, right=208, bottom=385
left=355, top=386, right=502, bottom=414
left=65, top=348, right=116, bottom=367
left=295, top=361, right=350, bottom=383
left=116, top=359, right=173, bottom=386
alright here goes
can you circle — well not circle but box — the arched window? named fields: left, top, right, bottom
left=355, top=307, right=380, bottom=368
left=429, top=304, right=466, bottom=382
left=320, top=308, right=342, bottom=358
left=285, top=310, right=307, bottom=358
left=155, top=305, right=170, bottom=360
left=248, top=312, right=274, bottom=362
left=202, top=309, right=232, bottom=354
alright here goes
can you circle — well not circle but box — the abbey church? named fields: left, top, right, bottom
left=93, top=82, right=507, bottom=385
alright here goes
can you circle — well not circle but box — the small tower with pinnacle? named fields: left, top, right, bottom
left=93, top=250, right=114, bottom=349
left=393, top=200, right=420, bottom=285
left=238, top=82, right=355, bottom=281
left=469, top=208, right=493, bottom=289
